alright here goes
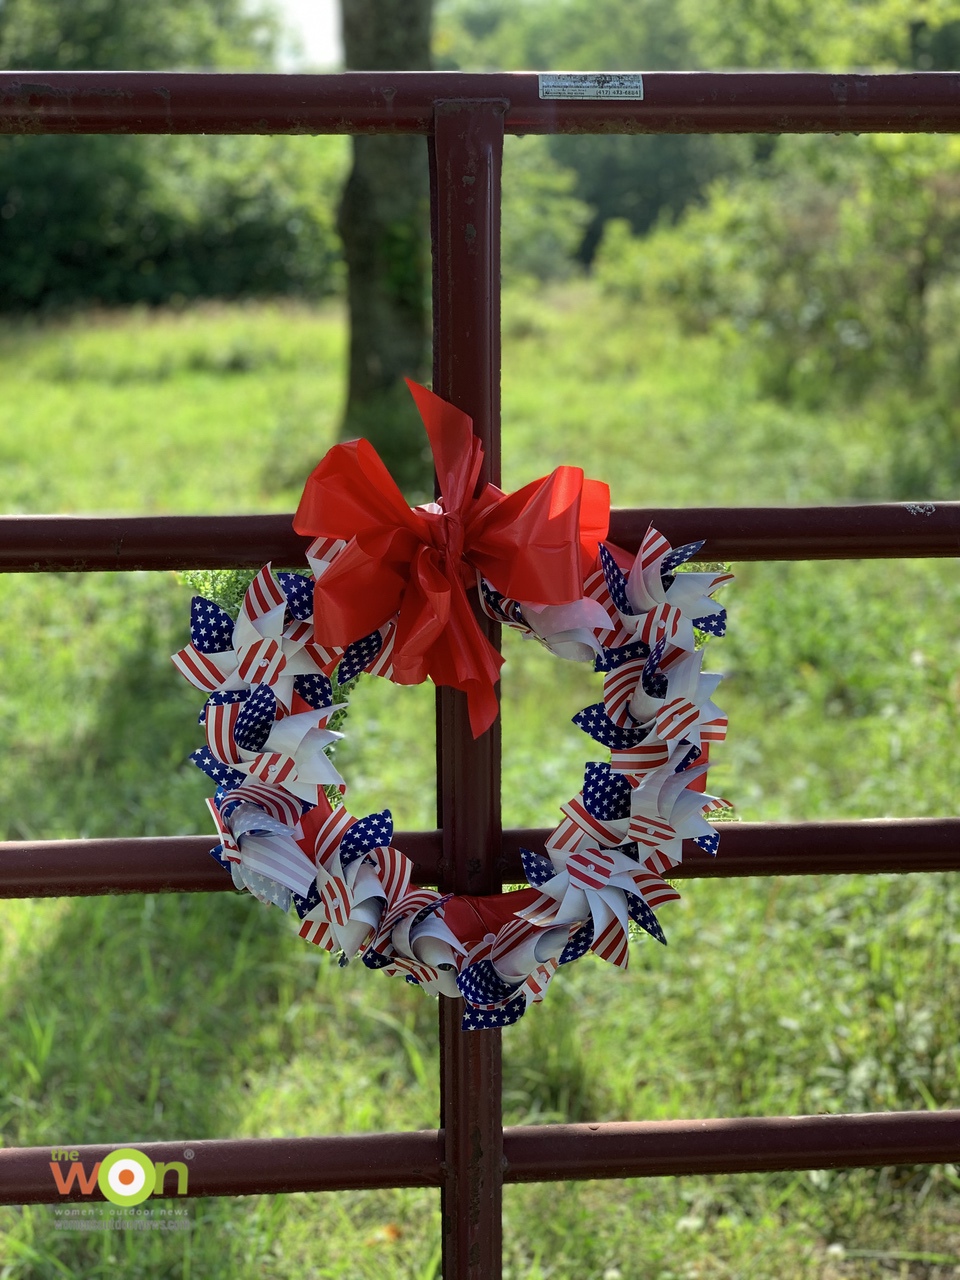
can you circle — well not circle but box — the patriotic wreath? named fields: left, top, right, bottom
left=173, top=382, right=732, bottom=1029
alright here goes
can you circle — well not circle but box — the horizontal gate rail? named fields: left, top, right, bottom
left=0, top=71, right=958, bottom=136
left=4, top=1110, right=960, bottom=1206
left=2, top=504, right=958, bottom=571
left=1, top=819, right=958, bottom=898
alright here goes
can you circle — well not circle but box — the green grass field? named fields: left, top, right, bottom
left=0, top=290, right=958, bottom=1278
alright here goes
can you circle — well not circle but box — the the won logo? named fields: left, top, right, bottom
left=49, top=1146, right=189, bottom=1206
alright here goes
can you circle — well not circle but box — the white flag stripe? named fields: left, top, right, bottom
left=592, top=918, right=629, bottom=968
left=171, top=644, right=227, bottom=691
left=639, top=526, right=671, bottom=570
left=205, top=701, right=243, bottom=764
left=246, top=565, right=286, bottom=619
left=314, top=806, right=356, bottom=865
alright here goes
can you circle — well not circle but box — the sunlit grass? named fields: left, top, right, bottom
left=1, top=290, right=958, bottom=1277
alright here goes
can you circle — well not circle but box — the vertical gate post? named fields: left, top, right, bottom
left=431, top=99, right=507, bottom=1280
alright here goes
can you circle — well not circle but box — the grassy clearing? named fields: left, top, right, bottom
left=0, top=291, right=958, bottom=1277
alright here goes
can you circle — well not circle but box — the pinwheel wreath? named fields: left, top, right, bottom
left=173, top=382, right=732, bottom=1029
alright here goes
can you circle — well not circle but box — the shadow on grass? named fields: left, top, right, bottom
left=0, top=573, right=210, bottom=844
left=0, top=890, right=294, bottom=1148
left=0, top=885, right=317, bottom=1277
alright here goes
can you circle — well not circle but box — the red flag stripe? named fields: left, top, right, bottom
left=172, top=644, right=229, bottom=691
left=299, top=916, right=334, bottom=949
left=249, top=752, right=297, bottom=787
left=603, top=660, right=645, bottom=726
left=656, top=698, right=700, bottom=741
left=378, top=890, right=442, bottom=939
left=701, top=717, right=728, bottom=741
left=659, top=647, right=687, bottom=674
left=381, top=958, right=438, bottom=985
left=522, top=959, right=559, bottom=1001
left=549, top=795, right=622, bottom=853
left=205, top=701, right=243, bottom=764
left=703, top=797, right=731, bottom=813
left=629, top=873, right=681, bottom=906
left=643, top=849, right=680, bottom=874
left=307, top=536, right=347, bottom=568
left=246, top=565, right=286, bottom=619
left=610, top=741, right=670, bottom=778
left=638, top=603, right=681, bottom=646
left=371, top=846, right=412, bottom=905
left=628, top=815, right=676, bottom=844
left=639, top=526, right=671, bottom=571
left=313, top=806, right=355, bottom=865
left=237, top=638, right=284, bottom=684
left=489, top=917, right=537, bottom=963
left=567, top=849, right=616, bottom=891
left=220, top=782, right=301, bottom=828
left=319, top=874, right=350, bottom=928
left=283, top=619, right=312, bottom=646
left=302, top=640, right=342, bottom=674
left=366, top=624, right=396, bottom=679
left=517, top=890, right=564, bottom=927
left=592, top=918, right=630, bottom=968
left=205, top=799, right=240, bottom=856
left=584, top=567, right=632, bottom=645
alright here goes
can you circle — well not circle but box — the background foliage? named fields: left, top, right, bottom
left=0, top=0, right=349, bottom=309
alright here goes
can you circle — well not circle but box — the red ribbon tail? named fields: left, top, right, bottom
left=465, top=676, right=500, bottom=739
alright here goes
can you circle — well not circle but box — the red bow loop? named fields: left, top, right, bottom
left=293, top=381, right=611, bottom=737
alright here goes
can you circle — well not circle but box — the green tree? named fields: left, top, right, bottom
left=0, top=0, right=277, bottom=69
left=680, top=0, right=960, bottom=70
left=595, top=131, right=960, bottom=494
left=598, top=135, right=960, bottom=402
left=501, top=136, right=590, bottom=282
left=0, top=0, right=348, bottom=310
left=436, top=0, right=745, bottom=260
left=337, top=0, right=434, bottom=496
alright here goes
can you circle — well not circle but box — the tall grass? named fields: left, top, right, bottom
left=1, top=291, right=958, bottom=1278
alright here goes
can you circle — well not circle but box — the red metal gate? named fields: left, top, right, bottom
left=1, top=70, right=960, bottom=1279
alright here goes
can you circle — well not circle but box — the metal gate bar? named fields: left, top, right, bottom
left=7, top=1109, right=960, bottom=1206
left=2, top=504, right=958, bottom=570
left=1, top=70, right=959, bottom=135
left=432, top=100, right=507, bottom=1278
left=2, top=818, right=959, bottom=898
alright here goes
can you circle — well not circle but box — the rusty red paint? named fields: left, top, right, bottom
left=432, top=100, right=507, bottom=1280
left=4, top=1109, right=959, bottom=1206
left=2, top=505, right=956, bottom=572
left=0, top=72, right=958, bottom=136
left=1, top=820, right=958, bottom=899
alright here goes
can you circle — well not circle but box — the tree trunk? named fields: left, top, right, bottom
left=338, top=0, right=433, bottom=497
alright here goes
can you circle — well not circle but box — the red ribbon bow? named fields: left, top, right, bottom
left=294, top=380, right=610, bottom=737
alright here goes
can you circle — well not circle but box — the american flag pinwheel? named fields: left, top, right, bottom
left=436, top=893, right=571, bottom=1028
left=364, top=891, right=465, bottom=997
left=627, top=757, right=732, bottom=876
left=516, top=762, right=683, bottom=969
left=295, top=802, right=422, bottom=959
left=478, top=576, right=611, bottom=664
left=575, top=639, right=728, bottom=781
left=172, top=564, right=339, bottom=710
left=206, top=779, right=318, bottom=908
left=196, top=683, right=346, bottom=803
left=590, top=527, right=732, bottom=654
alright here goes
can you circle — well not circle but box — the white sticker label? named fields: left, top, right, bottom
left=538, top=73, right=644, bottom=101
